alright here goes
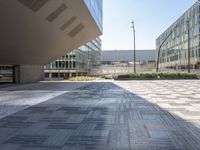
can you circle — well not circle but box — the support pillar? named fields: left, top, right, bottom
left=13, top=64, right=44, bottom=83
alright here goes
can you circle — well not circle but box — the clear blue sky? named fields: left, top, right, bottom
left=101, top=0, right=197, bottom=50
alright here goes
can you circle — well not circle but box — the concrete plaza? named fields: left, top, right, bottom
left=0, top=80, right=200, bottom=149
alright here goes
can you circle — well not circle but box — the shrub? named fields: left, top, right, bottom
left=117, top=74, right=131, bottom=79
left=69, top=76, right=96, bottom=81
left=116, top=72, right=199, bottom=80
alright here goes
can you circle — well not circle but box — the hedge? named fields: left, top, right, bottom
left=115, top=73, right=200, bottom=80
left=69, top=76, right=96, bottom=81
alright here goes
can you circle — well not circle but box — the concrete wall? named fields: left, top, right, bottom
left=89, top=66, right=155, bottom=76
left=14, top=65, right=44, bottom=83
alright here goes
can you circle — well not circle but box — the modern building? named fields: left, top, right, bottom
left=156, top=1, right=200, bottom=71
left=102, top=50, right=155, bottom=67
left=0, top=0, right=103, bottom=83
left=44, top=37, right=101, bottom=79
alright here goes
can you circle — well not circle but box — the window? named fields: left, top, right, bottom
left=73, top=62, right=76, bottom=68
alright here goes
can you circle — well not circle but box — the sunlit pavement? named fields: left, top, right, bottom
left=0, top=80, right=200, bottom=149
left=0, top=82, right=88, bottom=119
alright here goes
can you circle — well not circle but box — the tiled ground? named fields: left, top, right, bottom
left=0, top=80, right=200, bottom=149
left=0, top=82, right=87, bottom=119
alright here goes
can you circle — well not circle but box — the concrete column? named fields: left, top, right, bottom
left=13, top=64, right=44, bottom=83
left=13, top=65, right=20, bottom=83
left=49, top=73, right=52, bottom=79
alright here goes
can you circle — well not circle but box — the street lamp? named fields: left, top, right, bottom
left=87, top=44, right=90, bottom=75
left=131, top=20, right=136, bottom=73
left=187, top=19, right=191, bottom=73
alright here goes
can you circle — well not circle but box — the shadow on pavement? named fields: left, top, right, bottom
left=0, top=82, right=199, bottom=149
left=0, top=82, right=91, bottom=91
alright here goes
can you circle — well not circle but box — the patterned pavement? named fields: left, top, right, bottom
left=0, top=82, right=87, bottom=119
left=0, top=80, right=200, bottom=149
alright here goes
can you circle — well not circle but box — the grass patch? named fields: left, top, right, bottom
left=115, top=72, right=200, bottom=80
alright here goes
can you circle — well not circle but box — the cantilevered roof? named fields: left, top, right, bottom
left=0, top=0, right=102, bottom=65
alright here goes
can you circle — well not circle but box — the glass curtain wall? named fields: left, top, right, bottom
left=84, top=0, right=103, bottom=31
left=44, top=37, right=101, bottom=78
left=156, top=1, right=200, bottom=70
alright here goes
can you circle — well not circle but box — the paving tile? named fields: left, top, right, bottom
left=5, top=135, right=48, bottom=146
left=0, top=81, right=200, bottom=149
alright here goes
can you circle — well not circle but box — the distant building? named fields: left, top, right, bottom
left=102, top=50, right=155, bottom=67
left=44, top=38, right=101, bottom=79
left=90, top=49, right=156, bottom=75
left=156, top=1, right=200, bottom=70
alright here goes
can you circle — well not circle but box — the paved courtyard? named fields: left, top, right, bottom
left=0, top=80, right=200, bottom=149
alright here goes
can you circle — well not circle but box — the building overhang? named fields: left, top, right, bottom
left=0, top=0, right=102, bottom=65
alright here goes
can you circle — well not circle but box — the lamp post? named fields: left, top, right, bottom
left=131, top=20, right=136, bottom=73
left=187, top=20, right=191, bottom=73
left=87, top=44, right=90, bottom=75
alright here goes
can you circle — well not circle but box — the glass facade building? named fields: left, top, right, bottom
left=84, top=0, right=103, bottom=31
left=156, top=1, right=200, bottom=70
left=44, top=38, right=101, bottom=78
left=44, top=0, right=103, bottom=79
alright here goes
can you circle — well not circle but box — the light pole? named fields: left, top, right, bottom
left=88, top=44, right=90, bottom=75
left=131, top=20, right=136, bottom=73
left=187, top=20, right=191, bottom=73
